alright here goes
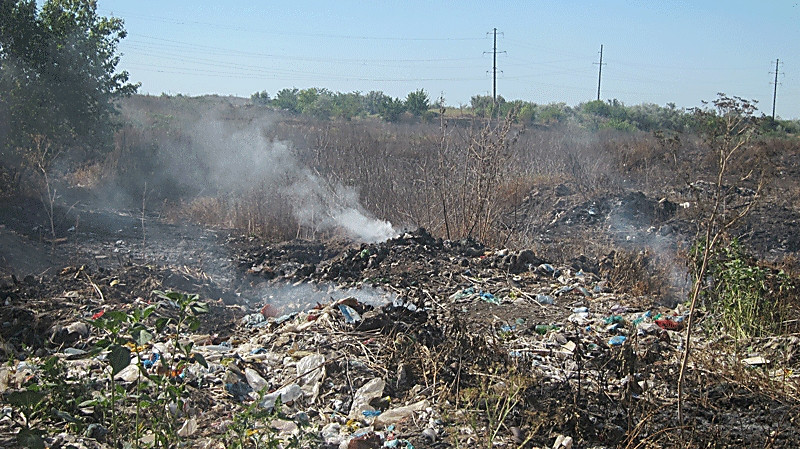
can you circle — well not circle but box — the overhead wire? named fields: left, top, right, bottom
left=101, top=8, right=485, bottom=41
left=102, top=9, right=791, bottom=112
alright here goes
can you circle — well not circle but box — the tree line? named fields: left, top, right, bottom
left=252, top=87, right=800, bottom=136
left=251, top=87, right=433, bottom=122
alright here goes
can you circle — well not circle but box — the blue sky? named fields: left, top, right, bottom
left=98, top=0, right=800, bottom=118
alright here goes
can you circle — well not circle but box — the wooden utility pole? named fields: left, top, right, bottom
left=594, top=44, right=605, bottom=101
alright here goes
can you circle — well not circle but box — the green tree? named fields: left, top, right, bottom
left=0, top=0, right=138, bottom=182
left=273, top=88, right=299, bottom=113
left=536, top=102, right=572, bottom=125
left=363, top=90, right=389, bottom=115
left=303, top=89, right=334, bottom=120
left=378, top=96, right=406, bottom=122
left=581, top=99, right=611, bottom=117
left=332, top=91, right=364, bottom=120
left=517, top=103, right=537, bottom=124
left=470, top=94, right=506, bottom=118
left=405, top=89, right=430, bottom=116
left=250, top=90, right=270, bottom=105
left=297, top=87, right=321, bottom=113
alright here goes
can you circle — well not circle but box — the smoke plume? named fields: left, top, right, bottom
left=117, top=100, right=397, bottom=243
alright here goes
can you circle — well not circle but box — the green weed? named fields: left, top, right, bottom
left=696, top=238, right=795, bottom=339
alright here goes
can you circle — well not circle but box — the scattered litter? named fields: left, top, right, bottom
left=245, top=367, right=268, bottom=392
left=2, top=226, right=779, bottom=448
left=535, top=324, right=559, bottom=335
left=177, top=417, right=197, bottom=437
left=743, top=356, right=768, bottom=366
left=656, top=318, right=683, bottom=331
left=608, top=336, right=627, bottom=346
left=338, top=304, right=363, bottom=324
left=479, top=291, right=499, bottom=304
left=373, top=400, right=429, bottom=426
left=553, top=434, right=574, bottom=449
left=350, top=378, right=385, bottom=419
left=259, top=384, right=302, bottom=411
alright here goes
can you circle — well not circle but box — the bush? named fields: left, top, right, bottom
left=699, top=238, right=795, bottom=339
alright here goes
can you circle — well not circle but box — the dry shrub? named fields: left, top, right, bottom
left=603, top=249, right=679, bottom=299
left=104, top=96, right=800, bottom=254
left=64, top=162, right=105, bottom=188
left=173, top=196, right=226, bottom=226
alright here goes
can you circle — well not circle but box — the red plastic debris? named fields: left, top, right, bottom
left=91, top=310, right=105, bottom=320
left=260, top=303, right=278, bottom=318
left=655, top=319, right=683, bottom=331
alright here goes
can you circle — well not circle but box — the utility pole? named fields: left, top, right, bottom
left=770, top=58, right=782, bottom=121
left=485, top=28, right=505, bottom=105
left=493, top=28, right=497, bottom=102
left=594, top=44, right=605, bottom=101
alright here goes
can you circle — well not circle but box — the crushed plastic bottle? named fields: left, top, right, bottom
left=554, top=286, right=573, bottom=296
left=479, top=291, right=499, bottom=304
left=538, top=263, right=555, bottom=274
left=499, top=324, right=515, bottom=332
left=241, top=312, right=266, bottom=327
left=373, top=400, right=429, bottom=426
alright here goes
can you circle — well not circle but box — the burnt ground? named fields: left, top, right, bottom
left=2, top=186, right=800, bottom=448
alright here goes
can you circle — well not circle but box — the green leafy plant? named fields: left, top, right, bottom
left=4, top=355, right=91, bottom=447
left=81, top=290, right=209, bottom=448
left=88, top=307, right=135, bottom=442
left=458, top=371, right=533, bottom=448
left=5, top=389, right=47, bottom=449
left=678, top=93, right=764, bottom=429
left=223, top=394, right=315, bottom=449
left=700, top=238, right=794, bottom=339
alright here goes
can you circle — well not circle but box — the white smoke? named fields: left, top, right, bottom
left=286, top=168, right=396, bottom=243
left=186, top=112, right=396, bottom=243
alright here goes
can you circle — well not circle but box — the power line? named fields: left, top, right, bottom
left=124, top=46, right=481, bottom=71
left=130, top=35, right=482, bottom=63
left=103, top=9, right=484, bottom=42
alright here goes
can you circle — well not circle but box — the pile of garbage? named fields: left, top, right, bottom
left=2, top=229, right=799, bottom=448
